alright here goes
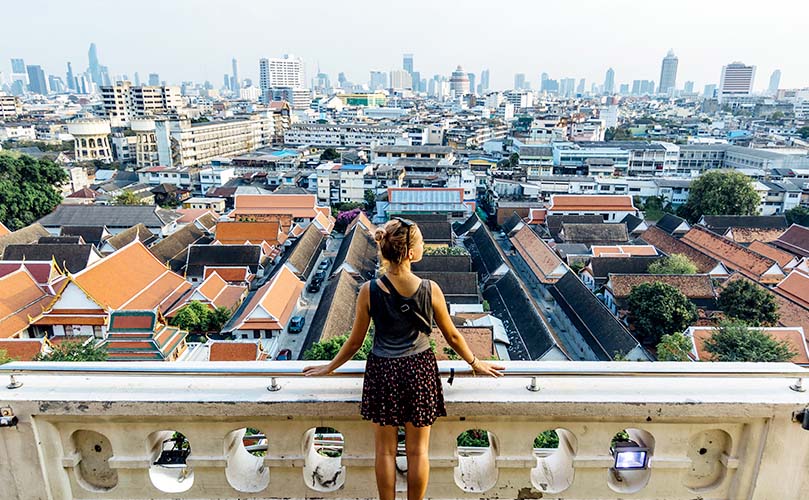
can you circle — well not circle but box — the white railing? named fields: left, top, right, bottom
left=1, top=361, right=808, bottom=500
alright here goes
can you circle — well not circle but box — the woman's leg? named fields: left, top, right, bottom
left=374, top=424, right=398, bottom=500
left=404, top=423, right=432, bottom=500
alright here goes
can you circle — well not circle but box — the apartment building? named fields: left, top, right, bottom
left=0, top=94, right=21, bottom=119
left=100, top=81, right=182, bottom=127
left=155, top=114, right=274, bottom=168
left=678, top=144, right=809, bottom=175
left=283, top=123, right=408, bottom=147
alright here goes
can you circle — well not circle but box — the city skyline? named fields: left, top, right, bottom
left=1, top=0, right=806, bottom=92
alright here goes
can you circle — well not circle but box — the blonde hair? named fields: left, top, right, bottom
left=374, top=219, right=419, bottom=265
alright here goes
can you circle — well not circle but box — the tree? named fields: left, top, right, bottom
left=648, top=254, right=698, bottom=275
left=0, top=349, right=13, bottom=364
left=320, top=148, right=341, bottom=162
left=678, top=171, right=759, bottom=223
left=784, top=206, right=809, bottom=227
left=718, top=280, right=779, bottom=326
left=35, top=341, right=108, bottom=362
left=0, top=153, right=68, bottom=230
left=627, top=282, right=698, bottom=346
left=363, top=189, right=376, bottom=212
left=334, top=207, right=363, bottom=231
left=207, top=306, right=233, bottom=333
left=303, top=333, right=373, bottom=361
left=114, top=190, right=143, bottom=206
left=656, top=333, right=692, bottom=361
left=170, top=301, right=212, bottom=333
left=798, top=126, right=809, bottom=140
left=704, top=320, right=796, bottom=362
left=508, top=153, right=520, bottom=168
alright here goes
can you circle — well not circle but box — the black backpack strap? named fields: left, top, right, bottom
left=379, top=274, right=432, bottom=334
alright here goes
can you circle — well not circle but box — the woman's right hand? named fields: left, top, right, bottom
left=472, top=360, right=505, bottom=378
left=302, top=364, right=333, bottom=377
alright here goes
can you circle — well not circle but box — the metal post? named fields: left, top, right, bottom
left=6, top=375, right=22, bottom=390
left=526, top=376, right=540, bottom=392
left=790, top=378, right=805, bottom=392
left=267, top=377, right=281, bottom=392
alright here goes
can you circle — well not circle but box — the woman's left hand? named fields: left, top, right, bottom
left=303, top=364, right=333, bottom=377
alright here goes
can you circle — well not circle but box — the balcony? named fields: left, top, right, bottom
left=1, top=361, right=808, bottom=499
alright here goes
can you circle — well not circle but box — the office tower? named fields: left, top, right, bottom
left=259, top=54, right=305, bottom=89
left=133, top=72, right=140, bottom=86
left=10, top=59, right=27, bottom=95
left=66, top=62, right=75, bottom=91
left=479, top=69, right=490, bottom=93
left=619, top=83, right=629, bottom=95
left=603, top=67, right=615, bottom=94
left=559, top=78, right=576, bottom=97
left=231, top=58, right=240, bottom=93
left=313, top=72, right=330, bottom=93
left=48, top=75, right=65, bottom=94
left=11, top=58, right=26, bottom=74
left=370, top=71, right=387, bottom=90
left=703, top=84, right=717, bottom=98
left=88, top=43, right=102, bottom=86
left=148, top=73, right=160, bottom=86
left=542, top=79, right=559, bottom=93
left=576, top=78, right=586, bottom=95
left=684, top=81, right=695, bottom=94
left=389, top=69, right=412, bottom=90
left=719, top=62, right=755, bottom=102
left=467, top=73, right=476, bottom=96
left=768, top=70, right=781, bottom=94
left=514, top=73, right=526, bottom=90
left=411, top=71, right=422, bottom=92
left=99, top=66, right=111, bottom=87
left=659, top=49, right=678, bottom=94
left=403, top=53, right=413, bottom=74
left=26, top=65, right=48, bottom=95
left=449, top=66, right=470, bottom=95
left=224, top=74, right=231, bottom=90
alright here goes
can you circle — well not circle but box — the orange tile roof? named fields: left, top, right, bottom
left=592, top=245, right=658, bottom=257
left=725, top=227, right=784, bottom=244
left=0, top=221, right=10, bottom=237
left=748, top=241, right=797, bottom=268
left=607, top=274, right=716, bottom=299
left=228, top=265, right=304, bottom=331
left=509, top=226, right=566, bottom=283
left=640, top=226, right=724, bottom=275
left=232, top=194, right=323, bottom=219
left=548, top=195, right=636, bottom=212
left=0, top=268, right=52, bottom=338
left=775, top=271, right=809, bottom=309
left=682, top=226, right=783, bottom=283
left=209, top=341, right=261, bottom=361
left=527, top=208, right=547, bottom=225
left=204, top=266, right=251, bottom=283
left=72, top=240, right=191, bottom=312
left=313, top=210, right=335, bottom=234
left=170, top=271, right=247, bottom=315
left=690, top=326, right=809, bottom=364
left=197, top=271, right=229, bottom=301
left=721, top=274, right=809, bottom=335
left=0, top=339, right=47, bottom=361
left=176, top=208, right=217, bottom=224
left=215, top=221, right=283, bottom=246
left=430, top=326, right=495, bottom=360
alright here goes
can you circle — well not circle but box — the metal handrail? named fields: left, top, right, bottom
left=2, top=359, right=808, bottom=394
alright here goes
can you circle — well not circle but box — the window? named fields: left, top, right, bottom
left=600, top=185, right=611, bottom=191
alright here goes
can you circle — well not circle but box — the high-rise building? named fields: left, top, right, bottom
left=703, top=84, right=717, bottom=98
left=768, top=70, right=781, bottom=94
left=576, top=79, right=586, bottom=95
left=403, top=54, right=413, bottom=74
left=259, top=54, right=305, bottom=102
left=370, top=71, right=387, bottom=91
left=88, top=43, right=102, bottom=87
left=10, top=59, right=27, bottom=96
left=223, top=74, right=231, bottom=90
left=603, top=68, right=615, bottom=94
left=100, top=81, right=183, bottom=127
left=619, top=83, right=629, bottom=95
left=719, top=62, right=755, bottom=102
left=11, top=58, right=26, bottom=74
left=632, top=80, right=656, bottom=95
left=514, top=73, right=526, bottom=90
left=48, top=75, right=65, bottom=94
left=133, top=72, right=140, bottom=86
left=684, top=81, right=695, bottom=94
left=559, top=78, right=576, bottom=97
left=411, top=71, right=422, bottom=92
left=26, top=65, right=48, bottom=95
left=66, top=62, right=75, bottom=91
left=231, top=58, right=240, bottom=93
left=389, top=70, right=412, bottom=90
left=479, top=69, right=490, bottom=94
left=658, top=49, right=678, bottom=95
left=148, top=73, right=160, bottom=86
left=450, top=66, right=470, bottom=95
left=467, top=73, right=476, bottom=96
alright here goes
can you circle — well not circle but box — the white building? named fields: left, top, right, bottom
left=259, top=55, right=305, bottom=88
left=0, top=93, right=21, bottom=119
left=100, top=81, right=182, bottom=127
left=199, top=166, right=236, bottom=192
left=283, top=123, right=408, bottom=148
left=67, top=118, right=112, bottom=163
left=389, top=70, right=412, bottom=90
left=719, top=62, right=756, bottom=103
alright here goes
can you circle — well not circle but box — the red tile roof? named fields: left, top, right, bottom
left=228, top=265, right=304, bottom=332
left=592, top=245, right=658, bottom=257
left=640, top=226, right=724, bottom=275
left=773, top=224, right=809, bottom=257
left=0, top=268, right=53, bottom=338
left=607, top=274, right=716, bottom=299
left=681, top=226, right=783, bottom=283
left=548, top=195, right=636, bottom=212
left=0, top=338, right=48, bottom=361
left=748, top=241, right=797, bottom=268
left=215, top=221, right=284, bottom=246
left=209, top=341, right=262, bottom=361
left=231, top=194, right=327, bottom=219
left=689, top=326, right=809, bottom=364
left=775, top=271, right=809, bottom=309
left=509, top=226, right=566, bottom=283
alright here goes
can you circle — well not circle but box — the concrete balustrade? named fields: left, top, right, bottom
left=1, top=360, right=808, bottom=499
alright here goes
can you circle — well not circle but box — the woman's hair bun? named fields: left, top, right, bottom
left=373, top=227, right=386, bottom=243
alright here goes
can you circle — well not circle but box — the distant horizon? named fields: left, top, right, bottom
left=1, top=0, right=807, bottom=92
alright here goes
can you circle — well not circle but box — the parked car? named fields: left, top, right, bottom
left=312, top=270, right=327, bottom=283
left=318, top=257, right=332, bottom=272
left=288, top=316, right=305, bottom=333
left=307, top=281, right=321, bottom=293
left=276, top=348, right=293, bottom=360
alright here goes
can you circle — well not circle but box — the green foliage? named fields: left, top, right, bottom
left=114, top=190, right=143, bottom=206
left=678, top=171, right=759, bottom=223
left=605, top=127, right=633, bottom=141
left=569, top=261, right=585, bottom=274
left=482, top=300, right=490, bottom=312
left=718, top=280, right=779, bottom=326
left=303, top=333, right=373, bottom=361
left=798, top=126, right=809, bottom=140
left=457, top=429, right=489, bottom=447
left=319, top=148, right=341, bottom=162
left=648, top=254, right=698, bottom=275
left=784, top=206, right=809, bottom=227
left=170, top=301, right=232, bottom=333
left=0, top=153, right=68, bottom=230
left=627, top=282, right=698, bottom=346
left=363, top=189, right=376, bottom=211
left=508, top=153, right=520, bottom=168
left=656, top=333, right=693, bottom=361
left=611, top=431, right=631, bottom=447
left=423, top=246, right=469, bottom=256
left=0, top=349, right=13, bottom=364
left=35, top=341, right=108, bottom=362
left=2, top=140, right=73, bottom=153
left=533, top=430, right=560, bottom=449
left=442, top=346, right=461, bottom=360
left=704, top=320, right=796, bottom=362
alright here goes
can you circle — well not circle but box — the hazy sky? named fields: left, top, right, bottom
left=3, top=0, right=808, bottom=91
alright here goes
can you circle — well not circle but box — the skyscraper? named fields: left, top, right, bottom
left=148, top=73, right=160, bottom=86
left=768, top=70, right=781, bottom=94
left=719, top=62, right=755, bottom=102
left=603, top=68, right=615, bottom=94
left=88, top=43, right=102, bottom=87
left=684, top=81, right=695, bottom=94
left=514, top=73, right=526, bottom=90
left=659, top=49, right=678, bottom=95
left=576, top=78, right=586, bottom=95
left=11, top=58, right=26, bottom=74
left=479, top=69, right=490, bottom=94
left=133, top=72, right=140, bottom=86
left=26, top=65, right=48, bottom=95
left=450, top=66, right=470, bottom=95
left=389, top=69, right=412, bottom=90
left=66, top=62, right=75, bottom=91
left=403, top=54, right=413, bottom=74
left=231, top=58, right=240, bottom=93
left=370, top=71, right=387, bottom=90
left=467, top=73, right=476, bottom=96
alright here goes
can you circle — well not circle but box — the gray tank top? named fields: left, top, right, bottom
left=369, top=275, right=434, bottom=358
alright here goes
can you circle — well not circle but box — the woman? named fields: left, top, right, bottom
left=303, top=217, right=504, bottom=500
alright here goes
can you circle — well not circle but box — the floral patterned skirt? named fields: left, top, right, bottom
left=361, top=348, right=447, bottom=427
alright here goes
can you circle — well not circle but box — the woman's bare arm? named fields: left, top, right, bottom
left=431, top=281, right=504, bottom=377
left=303, top=282, right=371, bottom=376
